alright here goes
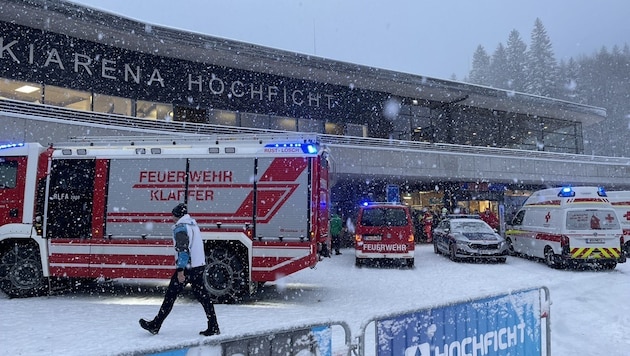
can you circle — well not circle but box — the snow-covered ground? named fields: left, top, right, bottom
left=1, top=244, right=629, bottom=355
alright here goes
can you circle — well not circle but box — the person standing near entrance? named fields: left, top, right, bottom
left=481, top=209, right=499, bottom=230
left=422, top=208, right=433, bottom=243
left=330, top=210, right=343, bottom=255
left=139, top=203, right=220, bottom=336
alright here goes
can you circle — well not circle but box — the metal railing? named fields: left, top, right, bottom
left=2, top=98, right=630, bottom=166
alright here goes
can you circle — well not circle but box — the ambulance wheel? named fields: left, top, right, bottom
left=544, top=247, right=559, bottom=269
left=203, top=247, right=248, bottom=304
left=599, top=262, right=617, bottom=270
left=355, top=258, right=364, bottom=267
left=505, top=238, right=516, bottom=256
left=405, top=259, right=415, bottom=268
left=0, top=242, right=47, bottom=298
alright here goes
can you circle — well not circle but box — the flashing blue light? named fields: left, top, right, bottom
left=597, top=186, right=607, bottom=197
left=558, top=186, right=575, bottom=197
left=0, top=143, right=25, bottom=150
left=362, top=201, right=369, bottom=207
left=305, top=144, right=317, bottom=154
left=264, top=142, right=319, bottom=154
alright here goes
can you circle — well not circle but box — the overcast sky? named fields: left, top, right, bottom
left=68, top=0, right=630, bottom=80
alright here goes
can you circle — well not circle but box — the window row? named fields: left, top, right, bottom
left=0, top=78, right=368, bottom=137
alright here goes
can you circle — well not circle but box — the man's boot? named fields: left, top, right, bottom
left=139, top=318, right=161, bottom=335
left=199, top=321, right=220, bottom=336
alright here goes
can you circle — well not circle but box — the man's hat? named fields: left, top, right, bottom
left=172, top=203, right=187, bottom=218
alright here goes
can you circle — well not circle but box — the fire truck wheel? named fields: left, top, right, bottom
left=203, top=247, right=248, bottom=304
left=0, top=242, right=47, bottom=298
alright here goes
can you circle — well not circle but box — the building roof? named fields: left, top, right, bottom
left=0, top=0, right=606, bottom=126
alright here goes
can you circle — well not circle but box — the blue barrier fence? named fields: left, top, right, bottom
left=120, top=287, right=549, bottom=356
left=122, top=321, right=352, bottom=356
left=358, top=287, right=550, bottom=356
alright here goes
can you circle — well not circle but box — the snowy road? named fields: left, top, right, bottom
left=1, top=244, right=629, bottom=355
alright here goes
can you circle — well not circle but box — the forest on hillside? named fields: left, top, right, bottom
left=462, top=18, right=630, bottom=157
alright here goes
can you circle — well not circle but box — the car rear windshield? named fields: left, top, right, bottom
left=360, top=208, right=408, bottom=227
left=566, top=210, right=620, bottom=230
left=451, top=221, right=494, bottom=233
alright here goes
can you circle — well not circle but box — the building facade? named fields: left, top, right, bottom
left=0, top=0, right=624, bottom=224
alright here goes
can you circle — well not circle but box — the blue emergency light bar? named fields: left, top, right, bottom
left=0, top=143, right=25, bottom=150
left=264, top=142, right=318, bottom=154
left=360, top=201, right=400, bottom=206
left=557, top=186, right=607, bottom=197
left=558, top=187, right=575, bottom=197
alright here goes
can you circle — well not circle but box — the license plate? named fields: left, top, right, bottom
left=586, top=238, right=604, bottom=244
left=364, top=235, right=381, bottom=241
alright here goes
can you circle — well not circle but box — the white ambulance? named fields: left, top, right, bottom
left=604, top=190, right=630, bottom=256
left=506, top=186, right=626, bottom=269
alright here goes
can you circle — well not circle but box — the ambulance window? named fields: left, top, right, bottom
left=511, top=210, right=525, bottom=226
left=566, top=210, right=620, bottom=230
left=0, top=160, right=18, bottom=189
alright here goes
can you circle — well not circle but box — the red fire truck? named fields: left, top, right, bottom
left=0, top=135, right=331, bottom=302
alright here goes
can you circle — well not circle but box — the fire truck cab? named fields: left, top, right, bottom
left=353, top=202, right=415, bottom=268
left=506, top=186, right=626, bottom=269
left=0, top=135, right=331, bottom=301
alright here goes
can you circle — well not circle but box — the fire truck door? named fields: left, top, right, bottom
left=0, top=157, right=27, bottom=225
left=45, top=159, right=95, bottom=239
left=46, top=159, right=96, bottom=278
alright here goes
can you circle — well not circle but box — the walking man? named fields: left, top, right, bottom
left=139, top=203, right=220, bottom=336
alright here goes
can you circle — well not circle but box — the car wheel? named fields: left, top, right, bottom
left=449, top=244, right=458, bottom=262
left=433, top=241, right=440, bottom=255
left=496, top=257, right=507, bottom=264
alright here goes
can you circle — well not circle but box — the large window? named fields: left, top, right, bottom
left=298, top=118, right=323, bottom=133
left=270, top=116, right=296, bottom=131
left=346, top=123, right=367, bottom=137
left=44, top=85, right=91, bottom=110
left=0, top=79, right=42, bottom=103
left=208, top=109, right=238, bottom=126
left=93, top=93, right=132, bottom=116
left=325, top=122, right=344, bottom=135
left=241, top=112, right=269, bottom=129
left=136, top=100, right=173, bottom=121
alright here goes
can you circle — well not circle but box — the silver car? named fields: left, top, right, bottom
left=433, top=216, right=508, bottom=263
